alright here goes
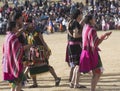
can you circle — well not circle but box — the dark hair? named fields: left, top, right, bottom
left=7, top=21, right=16, bottom=31
left=84, top=14, right=94, bottom=24
left=68, top=20, right=82, bottom=31
left=12, top=12, right=22, bottom=21
left=68, top=9, right=82, bottom=32
left=71, top=9, right=82, bottom=19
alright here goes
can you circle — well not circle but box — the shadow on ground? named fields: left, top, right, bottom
left=0, top=73, right=120, bottom=91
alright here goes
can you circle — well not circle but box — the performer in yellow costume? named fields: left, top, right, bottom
left=25, top=17, right=61, bottom=88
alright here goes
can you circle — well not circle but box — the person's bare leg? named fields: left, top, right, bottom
left=73, top=65, right=86, bottom=88
left=32, top=75, right=37, bottom=85
left=15, top=83, right=22, bottom=91
left=91, top=70, right=101, bottom=91
left=49, top=65, right=61, bottom=86
left=49, top=65, right=58, bottom=79
left=69, top=67, right=74, bottom=82
left=74, top=65, right=80, bottom=88
left=29, top=75, right=38, bottom=88
left=10, top=86, right=15, bottom=91
left=70, top=66, right=77, bottom=87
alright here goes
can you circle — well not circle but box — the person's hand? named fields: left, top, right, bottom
left=104, top=31, right=112, bottom=40
left=106, top=31, right=112, bottom=36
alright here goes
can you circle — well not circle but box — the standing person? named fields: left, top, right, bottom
left=86, top=0, right=89, bottom=6
left=117, top=17, right=120, bottom=29
left=37, top=0, right=43, bottom=6
left=3, top=0, right=9, bottom=10
left=66, top=9, right=85, bottom=88
left=11, top=12, right=26, bottom=43
left=47, top=17, right=54, bottom=33
left=14, top=0, right=19, bottom=7
left=24, top=0, right=30, bottom=10
left=24, top=17, right=61, bottom=88
left=79, top=14, right=112, bottom=91
left=101, top=16, right=106, bottom=31
left=67, top=0, right=71, bottom=5
left=12, top=11, right=32, bottom=82
left=2, top=21, right=31, bottom=91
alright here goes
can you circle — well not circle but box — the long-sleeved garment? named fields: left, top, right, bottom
left=79, top=24, right=102, bottom=73
left=2, top=32, right=23, bottom=81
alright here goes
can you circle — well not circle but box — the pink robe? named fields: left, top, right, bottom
left=2, top=32, right=23, bottom=80
left=79, top=24, right=100, bottom=73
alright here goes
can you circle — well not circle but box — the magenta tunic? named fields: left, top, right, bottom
left=2, top=32, right=23, bottom=81
left=79, top=24, right=101, bottom=73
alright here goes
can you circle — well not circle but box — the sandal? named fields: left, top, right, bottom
left=29, top=84, right=38, bottom=88
left=55, top=77, right=61, bottom=86
left=74, top=84, right=86, bottom=88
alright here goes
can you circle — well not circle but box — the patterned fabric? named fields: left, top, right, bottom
left=2, top=32, right=24, bottom=81
left=82, top=24, right=100, bottom=51
left=29, top=45, right=50, bottom=75
left=26, top=31, right=50, bottom=75
left=79, top=24, right=102, bottom=73
left=29, top=46, right=47, bottom=64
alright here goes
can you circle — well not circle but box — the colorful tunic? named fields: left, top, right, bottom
left=26, top=31, right=49, bottom=75
left=79, top=24, right=103, bottom=73
left=2, top=32, right=24, bottom=81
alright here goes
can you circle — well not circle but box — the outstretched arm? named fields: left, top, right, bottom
left=98, top=31, right=112, bottom=46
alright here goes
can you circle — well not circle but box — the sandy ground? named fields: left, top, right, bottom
left=0, top=30, right=120, bottom=91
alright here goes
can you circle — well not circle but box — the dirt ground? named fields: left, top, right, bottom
left=0, top=30, right=120, bottom=91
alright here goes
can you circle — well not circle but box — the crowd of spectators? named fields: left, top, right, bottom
left=0, top=0, right=120, bottom=34
left=85, top=0, right=120, bottom=30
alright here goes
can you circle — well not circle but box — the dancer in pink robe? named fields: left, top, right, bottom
left=79, top=14, right=112, bottom=91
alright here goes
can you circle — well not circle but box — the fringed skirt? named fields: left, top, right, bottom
left=28, top=46, right=50, bottom=75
